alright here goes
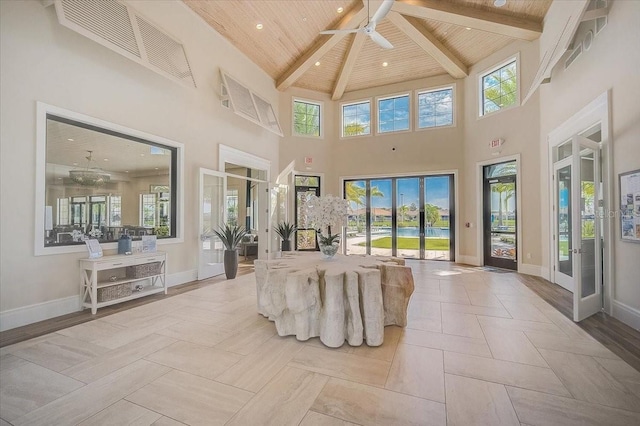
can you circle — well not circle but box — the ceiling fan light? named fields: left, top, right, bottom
left=255, top=23, right=263, bottom=30
left=337, top=7, right=344, bottom=14
left=494, top=0, right=507, bottom=7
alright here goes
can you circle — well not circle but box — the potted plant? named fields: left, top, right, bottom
left=274, top=221, right=296, bottom=251
left=211, top=223, right=248, bottom=279
left=304, top=194, right=349, bottom=258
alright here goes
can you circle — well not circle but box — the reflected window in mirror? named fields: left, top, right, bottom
left=44, top=114, right=177, bottom=247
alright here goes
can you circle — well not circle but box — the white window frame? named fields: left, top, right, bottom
left=35, top=102, right=185, bottom=256
left=478, top=53, right=520, bottom=119
left=340, top=99, right=372, bottom=139
left=415, top=84, right=456, bottom=131
left=292, top=97, right=323, bottom=139
left=376, top=92, right=412, bottom=135
left=139, top=193, right=157, bottom=228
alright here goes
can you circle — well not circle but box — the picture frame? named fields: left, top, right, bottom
left=85, top=239, right=103, bottom=258
left=619, top=168, right=640, bottom=243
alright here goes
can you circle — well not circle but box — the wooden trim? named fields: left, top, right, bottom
left=387, top=12, right=467, bottom=79
left=276, top=4, right=367, bottom=91
left=392, top=0, right=542, bottom=41
left=332, top=30, right=367, bottom=100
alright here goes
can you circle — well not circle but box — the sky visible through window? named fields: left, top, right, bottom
left=418, top=88, right=453, bottom=128
left=342, top=101, right=371, bottom=136
left=347, top=177, right=450, bottom=210
left=378, top=95, right=409, bottom=133
left=482, top=60, right=517, bottom=115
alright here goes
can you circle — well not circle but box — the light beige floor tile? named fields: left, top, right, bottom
left=0, top=360, right=84, bottom=421
left=155, top=320, right=233, bottom=347
left=444, top=351, right=571, bottom=397
left=216, top=335, right=305, bottom=392
left=348, top=325, right=402, bottom=361
left=0, top=419, right=11, bottom=426
left=78, top=399, right=162, bottom=425
left=62, top=334, right=176, bottom=383
left=55, top=319, right=127, bottom=343
left=500, top=300, right=552, bottom=323
left=227, top=367, right=328, bottom=426
left=406, top=313, right=442, bottom=333
left=152, top=416, right=187, bottom=425
left=214, top=321, right=276, bottom=355
left=445, top=374, right=519, bottom=426
left=312, top=377, right=446, bottom=425
left=385, top=344, right=445, bottom=402
left=289, top=346, right=390, bottom=387
left=0, top=353, right=29, bottom=372
left=477, top=316, right=565, bottom=335
left=412, top=280, right=440, bottom=295
left=442, top=310, right=484, bottom=339
left=144, top=340, right=242, bottom=380
left=305, top=337, right=352, bottom=353
left=93, top=316, right=182, bottom=350
left=407, top=300, right=442, bottom=332
left=439, top=282, right=470, bottom=299
left=217, top=310, right=269, bottom=332
left=400, top=328, right=492, bottom=357
left=525, top=330, right=620, bottom=359
left=126, top=369, right=253, bottom=426
left=441, top=302, right=511, bottom=318
left=534, top=307, right=594, bottom=340
left=11, top=334, right=110, bottom=372
left=482, top=327, right=548, bottom=367
left=418, top=293, right=471, bottom=305
left=12, top=359, right=170, bottom=426
left=594, top=357, right=640, bottom=398
left=466, top=290, right=505, bottom=308
left=166, top=306, right=233, bottom=326
left=507, top=386, right=640, bottom=426
left=539, top=348, right=640, bottom=412
left=0, top=334, right=52, bottom=356
left=168, top=294, right=227, bottom=311
left=300, top=411, right=358, bottom=426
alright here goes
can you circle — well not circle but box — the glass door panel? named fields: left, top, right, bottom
left=345, top=180, right=367, bottom=255
left=425, top=176, right=452, bottom=260
left=369, top=179, right=392, bottom=257
left=295, top=175, right=320, bottom=251
left=556, top=163, right=573, bottom=285
left=396, top=178, right=420, bottom=259
left=198, top=168, right=226, bottom=280
left=483, top=162, right=517, bottom=270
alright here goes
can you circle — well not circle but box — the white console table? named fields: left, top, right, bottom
left=80, top=252, right=167, bottom=314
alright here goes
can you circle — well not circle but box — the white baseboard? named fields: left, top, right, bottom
left=457, top=255, right=481, bottom=266
left=519, top=263, right=543, bottom=277
left=612, top=300, right=640, bottom=331
left=0, top=295, right=81, bottom=332
left=0, top=269, right=199, bottom=332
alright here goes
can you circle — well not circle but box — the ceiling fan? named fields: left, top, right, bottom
left=320, top=0, right=394, bottom=49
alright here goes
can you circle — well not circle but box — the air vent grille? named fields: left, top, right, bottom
left=136, top=16, right=195, bottom=87
left=252, top=94, right=281, bottom=134
left=55, top=0, right=195, bottom=88
left=225, top=75, right=260, bottom=121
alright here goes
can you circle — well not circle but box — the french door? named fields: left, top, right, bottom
left=552, top=136, right=602, bottom=321
left=483, top=162, right=517, bottom=270
left=198, top=168, right=226, bottom=280
left=295, top=175, right=321, bottom=250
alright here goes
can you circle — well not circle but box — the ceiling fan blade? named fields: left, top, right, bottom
left=369, top=30, right=393, bottom=49
left=319, top=29, right=360, bottom=35
left=370, top=0, right=394, bottom=24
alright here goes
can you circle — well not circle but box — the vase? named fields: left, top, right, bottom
left=224, top=249, right=239, bottom=279
left=318, top=241, right=339, bottom=259
left=281, top=240, right=291, bottom=251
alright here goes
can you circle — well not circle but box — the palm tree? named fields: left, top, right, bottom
left=345, top=182, right=384, bottom=230
left=425, top=203, right=440, bottom=228
left=483, top=64, right=517, bottom=113
left=294, top=102, right=320, bottom=136
left=343, top=123, right=368, bottom=136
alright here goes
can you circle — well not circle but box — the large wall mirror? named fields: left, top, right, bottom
left=37, top=104, right=181, bottom=253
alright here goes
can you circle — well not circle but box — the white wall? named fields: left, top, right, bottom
left=0, top=0, right=279, bottom=329
left=539, top=0, right=640, bottom=327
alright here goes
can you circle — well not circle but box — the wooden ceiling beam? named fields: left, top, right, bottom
left=332, top=29, right=367, bottom=100
left=387, top=12, right=467, bottom=79
left=276, top=4, right=367, bottom=91
left=392, top=0, right=542, bottom=41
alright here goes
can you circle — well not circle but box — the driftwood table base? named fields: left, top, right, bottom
left=254, top=252, right=414, bottom=348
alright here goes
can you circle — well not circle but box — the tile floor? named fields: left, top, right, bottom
left=1, top=260, right=639, bottom=425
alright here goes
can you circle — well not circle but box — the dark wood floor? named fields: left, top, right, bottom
left=2, top=260, right=639, bottom=373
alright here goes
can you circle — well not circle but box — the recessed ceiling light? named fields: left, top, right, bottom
left=466, top=27, right=471, bottom=30
left=57, top=177, right=62, bottom=180
left=73, top=162, right=78, bottom=166
left=155, top=167, right=159, bottom=170
left=337, top=7, right=344, bottom=13
left=302, top=16, right=307, bottom=22
left=494, top=0, right=507, bottom=7
left=256, top=23, right=263, bottom=30
left=140, top=153, right=145, bottom=156
left=382, top=62, right=388, bottom=67
left=67, top=138, right=74, bottom=141
left=125, top=170, right=129, bottom=173
left=103, top=158, right=109, bottom=161
left=315, top=61, right=321, bottom=66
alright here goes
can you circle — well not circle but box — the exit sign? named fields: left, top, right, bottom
left=490, top=138, right=503, bottom=149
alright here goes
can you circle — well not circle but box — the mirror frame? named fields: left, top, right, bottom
left=35, top=102, right=184, bottom=256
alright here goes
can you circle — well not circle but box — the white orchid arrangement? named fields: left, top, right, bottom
left=71, top=229, right=86, bottom=242
left=88, top=228, right=103, bottom=239
left=304, top=194, right=349, bottom=245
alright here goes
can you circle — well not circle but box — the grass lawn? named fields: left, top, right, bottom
left=358, top=237, right=450, bottom=250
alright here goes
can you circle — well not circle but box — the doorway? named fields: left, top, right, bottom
left=483, top=161, right=517, bottom=270
left=294, top=175, right=321, bottom=250
left=343, top=174, right=455, bottom=260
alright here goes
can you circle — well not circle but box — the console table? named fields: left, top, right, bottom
left=79, top=252, right=166, bottom=314
left=254, top=252, right=414, bottom=348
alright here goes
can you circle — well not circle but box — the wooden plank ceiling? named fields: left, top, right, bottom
left=184, top=0, right=551, bottom=99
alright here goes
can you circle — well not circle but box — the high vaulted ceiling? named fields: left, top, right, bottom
left=184, top=0, right=551, bottom=99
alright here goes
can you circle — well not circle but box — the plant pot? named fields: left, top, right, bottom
left=281, top=240, right=291, bottom=251
left=224, top=249, right=239, bottom=279
left=318, top=242, right=339, bottom=259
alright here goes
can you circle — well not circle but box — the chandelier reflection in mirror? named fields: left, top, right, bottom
left=68, top=150, right=111, bottom=186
